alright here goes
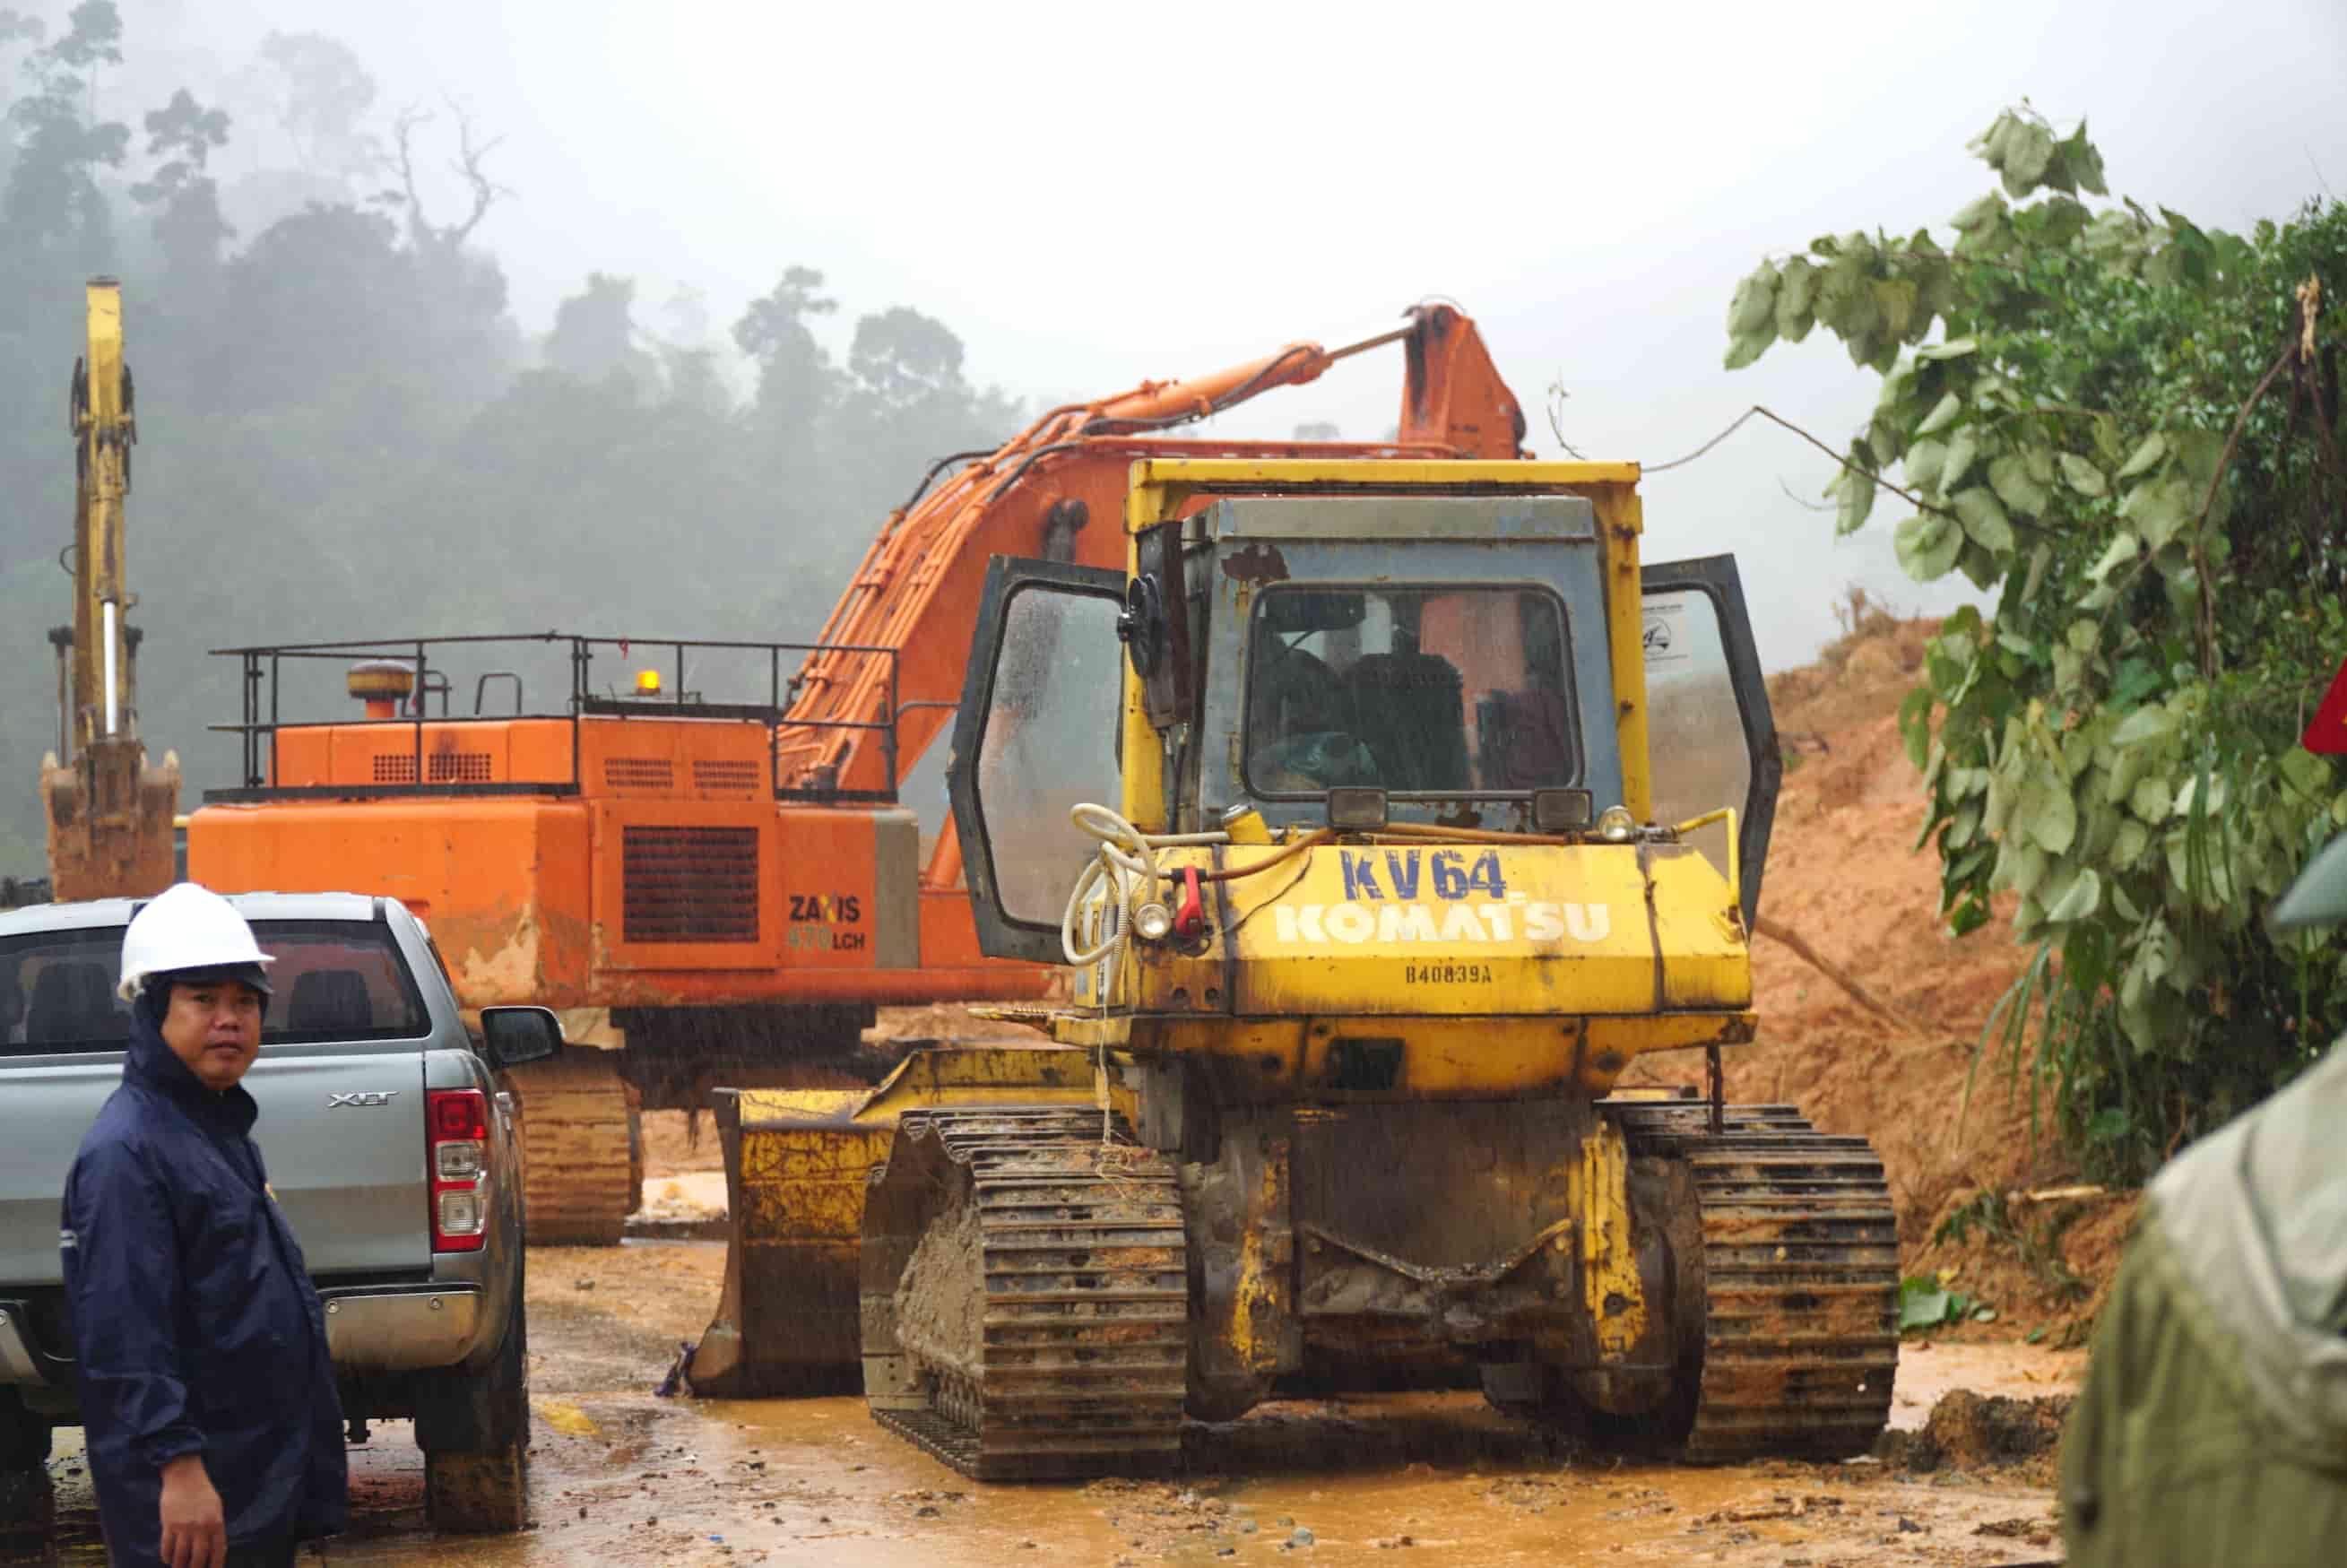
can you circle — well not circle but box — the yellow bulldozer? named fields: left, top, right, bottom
left=694, top=458, right=1898, bottom=1479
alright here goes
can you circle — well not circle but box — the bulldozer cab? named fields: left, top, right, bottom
left=948, top=462, right=1779, bottom=966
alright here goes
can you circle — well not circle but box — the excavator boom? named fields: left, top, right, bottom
left=41, top=278, right=179, bottom=900
left=778, top=305, right=1528, bottom=815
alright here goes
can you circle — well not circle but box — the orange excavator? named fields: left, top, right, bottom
left=186, top=304, right=1530, bottom=1243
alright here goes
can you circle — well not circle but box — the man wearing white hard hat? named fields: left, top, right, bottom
left=60, top=885, right=348, bottom=1568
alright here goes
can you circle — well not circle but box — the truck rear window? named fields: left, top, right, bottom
left=0, top=919, right=429, bottom=1055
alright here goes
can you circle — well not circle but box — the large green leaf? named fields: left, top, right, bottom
left=1989, top=452, right=2053, bottom=516
left=1728, top=262, right=1780, bottom=337
left=1917, top=391, right=1962, bottom=437
left=1953, top=487, right=2017, bottom=552
left=2047, top=866, right=2102, bottom=923
left=1875, top=277, right=1920, bottom=340
left=1898, top=686, right=1935, bottom=770
left=2059, top=452, right=2109, bottom=497
left=2060, top=122, right=2109, bottom=195
left=2000, top=121, right=2057, bottom=196
left=2084, top=530, right=2141, bottom=583
left=2020, top=542, right=2052, bottom=604
left=1899, top=1280, right=1962, bottom=1331
left=1894, top=513, right=1964, bottom=580
left=1775, top=255, right=1817, bottom=342
left=2001, top=837, right=2050, bottom=898
left=2022, top=766, right=2080, bottom=853
left=1905, top=437, right=1948, bottom=495
left=2112, top=703, right=2175, bottom=746
left=1951, top=189, right=2008, bottom=233
left=2126, top=477, right=2194, bottom=551
left=1834, top=466, right=1876, bottom=536
left=1943, top=427, right=1981, bottom=490
left=2117, top=431, right=2168, bottom=480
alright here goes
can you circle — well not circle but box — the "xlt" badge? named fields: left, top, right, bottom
left=327, top=1091, right=400, bottom=1108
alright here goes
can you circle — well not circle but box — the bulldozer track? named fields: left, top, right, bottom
left=873, top=1108, right=1190, bottom=1481
left=1609, top=1100, right=1900, bottom=1463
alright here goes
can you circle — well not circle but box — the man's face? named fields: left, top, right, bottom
left=160, top=980, right=264, bottom=1091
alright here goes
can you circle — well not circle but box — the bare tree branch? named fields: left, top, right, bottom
left=2192, top=310, right=2303, bottom=680
left=388, top=104, right=429, bottom=245
left=1778, top=476, right=1836, bottom=512
left=441, top=96, right=511, bottom=248
left=385, top=100, right=510, bottom=253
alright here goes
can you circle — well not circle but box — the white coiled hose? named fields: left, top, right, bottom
left=1060, top=803, right=1228, bottom=975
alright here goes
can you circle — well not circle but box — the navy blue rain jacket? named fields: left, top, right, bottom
left=60, top=998, right=348, bottom=1564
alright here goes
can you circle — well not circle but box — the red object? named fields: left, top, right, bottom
left=2305, top=655, right=2347, bottom=754
left=1174, top=866, right=1206, bottom=939
left=427, top=1088, right=489, bottom=1252
left=431, top=1089, right=488, bottom=1140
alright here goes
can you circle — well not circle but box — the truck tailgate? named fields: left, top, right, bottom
left=0, top=1047, right=432, bottom=1288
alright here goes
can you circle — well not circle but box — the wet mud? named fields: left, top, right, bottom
left=7, top=1237, right=2078, bottom=1567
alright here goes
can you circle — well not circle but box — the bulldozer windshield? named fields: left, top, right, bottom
left=1243, top=585, right=1579, bottom=799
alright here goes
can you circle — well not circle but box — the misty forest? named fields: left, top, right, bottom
left=0, top=3, right=1019, bottom=871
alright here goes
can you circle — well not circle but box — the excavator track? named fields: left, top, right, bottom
left=869, top=1108, right=1189, bottom=1481
left=1609, top=1100, right=1900, bottom=1463
left=505, top=1051, right=639, bottom=1247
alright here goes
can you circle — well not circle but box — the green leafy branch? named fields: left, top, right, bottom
left=1729, top=107, right=2347, bottom=1180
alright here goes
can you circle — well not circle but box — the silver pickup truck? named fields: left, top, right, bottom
left=0, top=891, right=559, bottom=1536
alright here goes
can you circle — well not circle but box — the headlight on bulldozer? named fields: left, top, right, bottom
left=1533, top=787, right=1594, bottom=833
left=1133, top=903, right=1174, bottom=942
left=1597, top=804, right=1638, bottom=843
left=1327, top=786, right=1390, bottom=832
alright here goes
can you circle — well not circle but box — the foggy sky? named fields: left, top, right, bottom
left=113, top=0, right=2347, bottom=667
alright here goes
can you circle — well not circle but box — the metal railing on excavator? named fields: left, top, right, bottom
left=204, top=631, right=910, bottom=805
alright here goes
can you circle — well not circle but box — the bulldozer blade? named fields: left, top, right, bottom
left=687, top=1044, right=1126, bottom=1399
left=687, top=1087, right=882, bottom=1398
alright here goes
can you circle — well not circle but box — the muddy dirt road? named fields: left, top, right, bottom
left=9, top=1237, right=2077, bottom=1568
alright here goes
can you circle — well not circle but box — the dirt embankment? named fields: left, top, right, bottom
left=1626, top=597, right=2135, bottom=1343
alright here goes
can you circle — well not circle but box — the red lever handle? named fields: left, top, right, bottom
left=1174, top=866, right=1206, bottom=939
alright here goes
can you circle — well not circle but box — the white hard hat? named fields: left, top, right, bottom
left=117, top=883, right=276, bottom=1001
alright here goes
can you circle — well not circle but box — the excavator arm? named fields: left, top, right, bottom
left=41, top=278, right=180, bottom=899
left=775, top=303, right=1529, bottom=872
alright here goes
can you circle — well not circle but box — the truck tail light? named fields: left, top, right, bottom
left=428, top=1088, right=489, bottom=1252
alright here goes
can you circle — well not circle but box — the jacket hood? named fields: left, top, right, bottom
left=2151, top=1040, right=2347, bottom=1447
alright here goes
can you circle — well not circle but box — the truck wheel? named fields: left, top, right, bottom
left=425, top=1445, right=526, bottom=1534
left=417, top=1260, right=530, bottom=1533
left=0, top=1392, right=52, bottom=1532
left=0, top=1393, right=48, bottom=1469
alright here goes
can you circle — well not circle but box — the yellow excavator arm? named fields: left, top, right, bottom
left=41, top=277, right=179, bottom=899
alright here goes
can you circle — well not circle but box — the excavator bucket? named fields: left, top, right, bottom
left=687, top=1044, right=1124, bottom=1399
left=42, top=736, right=178, bottom=901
